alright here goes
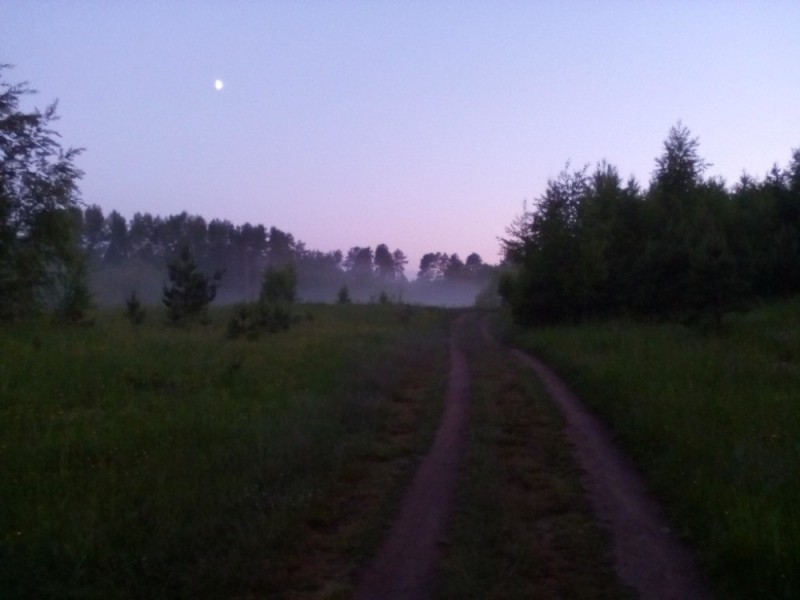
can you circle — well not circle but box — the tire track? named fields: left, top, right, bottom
left=509, top=341, right=711, bottom=600
left=353, top=314, right=470, bottom=600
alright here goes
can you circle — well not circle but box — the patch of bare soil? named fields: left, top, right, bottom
left=509, top=344, right=711, bottom=600
left=353, top=315, right=470, bottom=600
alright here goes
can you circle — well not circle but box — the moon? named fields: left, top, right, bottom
left=214, top=79, right=224, bottom=91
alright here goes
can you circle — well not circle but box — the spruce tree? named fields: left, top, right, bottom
left=162, top=246, right=221, bottom=324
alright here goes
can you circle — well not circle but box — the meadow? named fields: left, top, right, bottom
left=0, top=304, right=453, bottom=598
left=513, top=298, right=800, bottom=600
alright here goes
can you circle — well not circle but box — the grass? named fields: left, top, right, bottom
left=0, top=303, right=453, bottom=599
left=436, top=314, right=631, bottom=599
left=512, top=298, right=800, bottom=600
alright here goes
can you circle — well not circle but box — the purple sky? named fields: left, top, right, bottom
left=3, top=2, right=800, bottom=273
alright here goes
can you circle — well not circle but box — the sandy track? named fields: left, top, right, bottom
left=352, top=315, right=470, bottom=600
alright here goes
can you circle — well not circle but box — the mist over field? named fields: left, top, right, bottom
left=81, top=209, right=499, bottom=310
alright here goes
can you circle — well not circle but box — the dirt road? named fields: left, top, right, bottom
left=353, top=314, right=710, bottom=599
left=511, top=349, right=710, bottom=600
left=352, top=315, right=470, bottom=600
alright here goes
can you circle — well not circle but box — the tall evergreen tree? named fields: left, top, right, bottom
left=637, top=123, right=718, bottom=316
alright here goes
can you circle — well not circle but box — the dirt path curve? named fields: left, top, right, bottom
left=501, top=321, right=711, bottom=600
left=353, top=314, right=470, bottom=600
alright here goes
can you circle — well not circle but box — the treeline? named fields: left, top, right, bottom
left=501, top=123, right=800, bottom=326
left=78, top=207, right=495, bottom=306
left=2, top=66, right=500, bottom=319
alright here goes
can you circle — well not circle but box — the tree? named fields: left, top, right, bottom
left=506, top=164, right=593, bottom=323
left=345, top=246, right=373, bottom=277
left=128, top=211, right=158, bottom=262
left=337, top=285, right=351, bottom=304
left=374, top=243, right=395, bottom=280
left=82, top=204, right=106, bottom=259
left=444, top=253, right=464, bottom=280
left=259, top=264, right=297, bottom=304
left=651, top=121, right=709, bottom=199
left=227, top=263, right=295, bottom=340
left=392, top=249, right=408, bottom=280
left=230, top=222, right=267, bottom=299
left=0, top=66, right=86, bottom=318
left=636, top=123, right=747, bottom=319
left=162, top=246, right=222, bottom=324
left=500, top=200, right=534, bottom=264
left=266, top=226, right=295, bottom=266
left=417, top=252, right=448, bottom=281
left=105, top=210, right=128, bottom=263
left=579, top=161, right=645, bottom=314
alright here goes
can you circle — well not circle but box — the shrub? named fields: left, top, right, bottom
left=227, top=303, right=291, bottom=340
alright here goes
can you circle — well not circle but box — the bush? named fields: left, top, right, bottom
left=227, top=303, right=292, bottom=340
left=259, top=265, right=297, bottom=304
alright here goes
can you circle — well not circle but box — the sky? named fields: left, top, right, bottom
left=2, top=1, right=800, bottom=273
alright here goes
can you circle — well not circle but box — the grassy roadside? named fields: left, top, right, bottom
left=0, top=304, right=452, bottom=599
left=435, top=313, right=631, bottom=599
left=512, top=299, right=800, bottom=600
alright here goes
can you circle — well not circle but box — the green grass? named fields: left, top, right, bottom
left=0, top=304, right=453, bottom=599
left=513, top=298, right=800, bottom=600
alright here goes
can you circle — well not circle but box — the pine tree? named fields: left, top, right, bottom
left=162, top=246, right=221, bottom=324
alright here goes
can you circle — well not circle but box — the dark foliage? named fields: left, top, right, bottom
left=226, top=302, right=291, bottom=340
left=337, top=285, right=351, bottom=304
left=0, top=66, right=87, bottom=319
left=162, top=246, right=222, bottom=324
left=53, top=254, right=93, bottom=322
left=502, top=123, right=798, bottom=326
left=259, top=264, right=297, bottom=304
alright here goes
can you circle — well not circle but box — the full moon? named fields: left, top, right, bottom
left=214, top=79, right=224, bottom=91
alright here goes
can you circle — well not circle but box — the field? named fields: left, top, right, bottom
left=0, top=304, right=453, bottom=598
left=4, top=299, right=799, bottom=599
left=513, top=298, right=800, bottom=600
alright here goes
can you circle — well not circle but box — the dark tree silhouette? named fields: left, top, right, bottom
left=374, top=243, right=395, bottom=280
left=0, top=66, right=87, bottom=319
left=162, top=246, right=221, bottom=324
left=392, top=249, right=408, bottom=280
left=105, top=210, right=128, bottom=264
left=337, top=285, right=351, bottom=304
left=501, top=123, right=773, bottom=326
left=83, top=204, right=106, bottom=258
left=259, top=264, right=297, bottom=304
